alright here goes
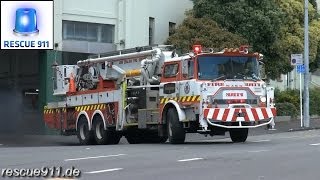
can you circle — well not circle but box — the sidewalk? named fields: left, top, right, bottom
left=249, top=118, right=320, bottom=136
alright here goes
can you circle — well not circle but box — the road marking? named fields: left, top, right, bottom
left=64, top=154, right=126, bottom=161
left=251, top=139, right=270, bottom=143
left=85, top=148, right=90, bottom=150
left=178, top=158, right=203, bottom=162
left=0, top=144, right=2, bottom=146
left=248, top=149, right=269, bottom=153
left=310, top=143, right=320, bottom=146
left=84, top=168, right=123, bottom=174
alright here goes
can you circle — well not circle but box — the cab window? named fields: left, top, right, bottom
left=164, top=63, right=179, bottom=78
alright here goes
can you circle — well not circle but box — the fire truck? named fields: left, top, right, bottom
left=43, top=45, right=276, bottom=145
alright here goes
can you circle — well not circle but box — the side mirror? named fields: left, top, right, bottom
left=259, top=61, right=266, bottom=80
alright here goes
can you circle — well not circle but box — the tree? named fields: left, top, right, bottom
left=191, top=0, right=320, bottom=79
left=166, top=14, right=247, bottom=53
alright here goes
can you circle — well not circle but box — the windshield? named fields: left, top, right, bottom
left=197, top=56, right=259, bottom=80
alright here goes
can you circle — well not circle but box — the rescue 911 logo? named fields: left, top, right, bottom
left=0, top=0, right=53, bottom=50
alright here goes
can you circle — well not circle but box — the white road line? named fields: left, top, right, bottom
left=251, top=139, right=271, bottom=143
left=310, top=143, right=320, bottom=146
left=0, top=144, right=3, bottom=146
left=84, top=168, right=123, bottom=174
left=248, top=149, right=270, bottom=153
left=178, top=158, right=204, bottom=162
left=64, top=154, right=126, bottom=161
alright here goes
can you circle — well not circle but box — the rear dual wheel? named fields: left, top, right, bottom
left=77, top=116, right=95, bottom=145
left=92, top=116, right=121, bottom=145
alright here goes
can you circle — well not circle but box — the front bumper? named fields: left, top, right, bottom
left=203, top=107, right=276, bottom=128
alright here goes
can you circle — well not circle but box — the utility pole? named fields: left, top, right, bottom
left=303, top=0, right=310, bottom=127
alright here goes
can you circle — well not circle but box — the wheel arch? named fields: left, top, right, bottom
left=91, top=110, right=107, bottom=130
left=76, top=111, right=91, bottom=130
left=162, top=100, right=186, bottom=124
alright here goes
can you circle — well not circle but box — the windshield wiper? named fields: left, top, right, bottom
left=212, top=75, right=225, bottom=81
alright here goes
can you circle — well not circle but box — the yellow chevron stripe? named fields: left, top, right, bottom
left=187, top=96, right=192, bottom=102
left=160, top=98, right=164, bottom=104
left=94, top=105, right=97, bottom=109
left=80, top=106, right=84, bottom=111
left=191, top=96, right=197, bottom=101
left=197, top=96, right=201, bottom=101
left=182, top=96, right=187, bottom=102
left=102, top=104, right=106, bottom=109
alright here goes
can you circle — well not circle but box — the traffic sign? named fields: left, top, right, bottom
left=296, top=64, right=305, bottom=73
left=291, top=54, right=303, bottom=65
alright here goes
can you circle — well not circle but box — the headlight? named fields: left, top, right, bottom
left=260, top=96, right=266, bottom=103
left=262, top=84, right=267, bottom=89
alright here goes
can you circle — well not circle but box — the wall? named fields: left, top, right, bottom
left=53, top=0, right=193, bottom=53
left=124, top=0, right=193, bottom=49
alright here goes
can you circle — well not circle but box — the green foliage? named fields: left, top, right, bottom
left=275, top=88, right=300, bottom=108
left=177, top=0, right=320, bottom=79
left=276, top=102, right=298, bottom=117
left=166, top=14, right=247, bottom=53
left=275, top=88, right=320, bottom=116
left=310, top=88, right=320, bottom=115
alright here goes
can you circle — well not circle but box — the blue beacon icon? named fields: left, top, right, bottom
left=13, top=8, right=39, bottom=36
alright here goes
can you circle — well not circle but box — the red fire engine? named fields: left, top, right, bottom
left=44, top=45, right=276, bottom=144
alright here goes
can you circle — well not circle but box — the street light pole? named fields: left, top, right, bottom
left=303, top=0, right=310, bottom=128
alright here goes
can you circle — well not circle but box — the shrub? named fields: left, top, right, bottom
left=274, top=88, right=299, bottom=108
left=310, top=87, right=320, bottom=115
left=274, top=87, right=320, bottom=116
left=276, top=102, right=298, bottom=117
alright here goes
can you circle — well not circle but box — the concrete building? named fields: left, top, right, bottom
left=0, top=0, right=193, bottom=134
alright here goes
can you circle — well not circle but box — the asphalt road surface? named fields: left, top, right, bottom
left=1, top=129, right=320, bottom=180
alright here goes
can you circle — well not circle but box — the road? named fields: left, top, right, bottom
left=1, top=129, right=320, bottom=180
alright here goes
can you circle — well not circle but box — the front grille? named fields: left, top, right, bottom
left=214, top=99, right=258, bottom=104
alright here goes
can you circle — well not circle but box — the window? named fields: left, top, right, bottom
left=164, top=63, right=179, bottom=78
left=149, top=17, right=155, bottom=45
left=169, top=22, right=176, bottom=36
left=188, top=60, right=194, bottom=78
left=62, top=21, right=114, bottom=43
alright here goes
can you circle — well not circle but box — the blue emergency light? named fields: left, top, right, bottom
left=13, top=8, right=39, bottom=36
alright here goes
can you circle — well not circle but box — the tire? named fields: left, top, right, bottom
left=77, top=116, right=95, bottom=145
left=92, top=116, right=120, bottom=145
left=229, top=128, right=248, bottom=143
left=167, top=108, right=185, bottom=144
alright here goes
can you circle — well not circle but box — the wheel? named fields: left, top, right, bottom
left=92, top=116, right=120, bottom=145
left=167, top=108, right=185, bottom=144
left=229, top=128, right=248, bottom=143
left=77, top=116, right=95, bottom=145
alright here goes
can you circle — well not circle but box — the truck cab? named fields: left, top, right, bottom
left=159, top=45, right=276, bottom=144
